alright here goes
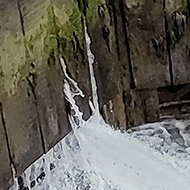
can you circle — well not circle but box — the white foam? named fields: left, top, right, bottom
left=9, top=22, right=190, bottom=190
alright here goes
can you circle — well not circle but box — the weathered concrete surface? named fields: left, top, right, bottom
left=35, top=64, right=71, bottom=151
left=51, top=0, right=94, bottom=120
left=101, top=93, right=127, bottom=130
left=0, top=1, right=106, bottom=186
left=124, top=0, right=170, bottom=89
left=88, top=0, right=163, bottom=129
left=0, top=103, right=13, bottom=190
left=122, top=89, right=159, bottom=127
left=123, top=90, right=145, bottom=127
left=88, top=0, right=132, bottom=129
left=0, top=0, right=71, bottom=186
left=140, top=89, right=160, bottom=123
left=0, top=0, right=26, bottom=95
left=19, top=0, right=57, bottom=68
left=90, top=4, right=122, bottom=106
left=3, top=79, right=44, bottom=176
left=166, top=0, right=190, bottom=85
left=1, top=0, right=190, bottom=189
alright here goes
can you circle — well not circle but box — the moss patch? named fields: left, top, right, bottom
left=1, top=0, right=104, bottom=95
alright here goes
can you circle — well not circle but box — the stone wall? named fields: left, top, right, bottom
left=1, top=0, right=190, bottom=189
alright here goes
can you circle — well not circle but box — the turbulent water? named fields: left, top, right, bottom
left=10, top=24, right=190, bottom=190
left=10, top=115, right=190, bottom=190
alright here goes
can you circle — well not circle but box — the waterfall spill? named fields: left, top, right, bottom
left=9, top=22, right=190, bottom=190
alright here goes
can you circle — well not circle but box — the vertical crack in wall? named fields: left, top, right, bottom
left=0, top=102, right=15, bottom=172
left=163, top=0, right=174, bottom=86
left=76, top=0, right=88, bottom=16
left=26, top=74, right=46, bottom=153
left=119, top=0, right=136, bottom=89
left=188, top=0, right=190, bottom=22
left=16, top=0, right=25, bottom=37
left=108, top=0, right=121, bottom=60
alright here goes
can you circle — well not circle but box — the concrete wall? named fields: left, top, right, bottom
left=1, top=0, right=190, bottom=189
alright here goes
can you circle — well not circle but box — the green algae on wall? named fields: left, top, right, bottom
left=166, top=0, right=187, bottom=13
left=166, top=0, right=188, bottom=50
left=24, top=4, right=58, bottom=63
left=0, top=0, right=105, bottom=97
left=50, top=0, right=105, bottom=79
left=86, top=0, right=105, bottom=26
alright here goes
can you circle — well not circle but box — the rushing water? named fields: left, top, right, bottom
left=10, top=23, right=190, bottom=190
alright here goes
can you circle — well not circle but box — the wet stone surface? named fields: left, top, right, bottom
left=9, top=118, right=190, bottom=190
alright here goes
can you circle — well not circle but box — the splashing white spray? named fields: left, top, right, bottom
left=9, top=19, right=190, bottom=190
left=60, top=20, right=100, bottom=128
left=60, top=57, right=85, bottom=131
left=84, top=21, right=100, bottom=117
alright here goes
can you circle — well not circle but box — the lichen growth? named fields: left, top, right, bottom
left=18, top=63, right=31, bottom=79
left=166, top=0, right=188, bottom=14
left=169, top=11, right=187, bottom=50
left=86, top=0, right=105, bottom=25
left=0, top=0, right=104, bottom=96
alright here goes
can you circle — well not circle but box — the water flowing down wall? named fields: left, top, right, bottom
left=1, top=0, right=190, bottom=189
left=8, top=55, right=190, bottom=190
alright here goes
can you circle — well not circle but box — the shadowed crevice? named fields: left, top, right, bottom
left=119, top=0, right=136, bottom=89
left=16, top=0, right=25, bottom=37
left=163, top=0, right=174, bottom=86
left=108, top=0, right=120, bottom=59
left=0, top=102, right=15, bottom=171
left=26, top=73, right=46, bottom=154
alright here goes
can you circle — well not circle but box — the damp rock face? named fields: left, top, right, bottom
left=1, top=0, right=190, bottom=189
left=89, top=0, right=163, bottom=128
left=166, top=0, right=190, bottom=85
left=0, top=103, right=13, bottom=190
left=0, top=0, right=103, bottom=188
